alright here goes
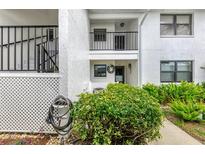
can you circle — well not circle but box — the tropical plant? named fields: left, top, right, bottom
left=170, top=100, right=205, bottom=121
left=71, top=83, right=163, bottom=145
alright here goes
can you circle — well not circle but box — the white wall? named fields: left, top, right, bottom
left=141, top=10, right=205, bottom=85
left=90, top=60, right=138, bottom=89
left=59, top=9, right=90, bottom=101
left=0, top=10, right=58, bottom=25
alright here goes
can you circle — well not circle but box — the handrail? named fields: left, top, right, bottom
left=0, top=25, right=59, bottom=72
left=0, top=25, right=58, bottom=28
left=41, top=46, right=59, bottom=70
left=0, top=35, right=47, bottom=48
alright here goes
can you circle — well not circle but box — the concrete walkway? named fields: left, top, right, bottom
left=150, top=119, right=202, bottom=145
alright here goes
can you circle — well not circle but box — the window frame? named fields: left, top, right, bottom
left=160, top=60, right=193, bottom=83
left=94, top=28, right=107, bottom=42
left=160, top=14, right=193, bottom=36
left=94, top=64, right=107, bottom=77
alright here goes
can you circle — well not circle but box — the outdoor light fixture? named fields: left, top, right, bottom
left=120, top=22, right=125, bottom=27
left=128, top=63, right=132, bottom=72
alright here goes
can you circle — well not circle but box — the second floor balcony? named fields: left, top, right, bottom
left=90, top=31, right=138, bottom=51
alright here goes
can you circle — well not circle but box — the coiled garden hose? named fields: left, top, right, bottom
left=46, top=95, right=73, bottom=136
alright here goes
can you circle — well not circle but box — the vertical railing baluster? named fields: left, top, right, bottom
left=7, top=27, right=10, bottom=70
left=37, top=45, right=40, bottom=72
left=136, top=32, right=137, bottom=50
left=47, top=28, right=50, bottom=71
left=41, top=45, right=45, bottom=73
left=27, top=27, right=30, bottom=70
left=14, top=27, right=16, bottom=70
left=54, top=27, right=57, bottom=69
left=21, top=26, right=23, bottom=70
left=1, top=27, right=3, bottom=70
left=34, top=27, right=36, bottom=70
left=41, top=27, right=44, bottom=72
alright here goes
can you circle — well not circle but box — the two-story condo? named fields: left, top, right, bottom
left=0, top=9, right=205, bottom=133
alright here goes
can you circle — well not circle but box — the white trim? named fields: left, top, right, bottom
left=0, top=73, right=61, bottom=78
left=89, top=50, right=139, bottom=55
left=160, top=35, right=194, bottom=38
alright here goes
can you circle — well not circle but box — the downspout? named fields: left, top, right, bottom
left=138, top=10, right=150, bottom=87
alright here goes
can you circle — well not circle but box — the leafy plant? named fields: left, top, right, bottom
left=170, top=100, right=205, bottom=121
left=71, top=83, right=163, bottom=145
left=142, top=83, right=160, bottom=103
left=157, top=81, right=205, bottom=104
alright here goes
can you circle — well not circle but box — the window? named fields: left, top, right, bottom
left=160, top=61, right=192, bottom=82
left=94, top=64, right=107, bottom=77
left=47, top=29, right=54, bottom=41
left=160, top=14, right=192, bottom=36
left=94, top=29, right=106, bottom=41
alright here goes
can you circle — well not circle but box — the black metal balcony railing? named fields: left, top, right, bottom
left=0, top=25, right=58, bottom=72
left=90, top=31, right=138, bottom=50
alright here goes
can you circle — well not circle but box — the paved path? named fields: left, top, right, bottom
left=150, top=119, right=202, bottom=145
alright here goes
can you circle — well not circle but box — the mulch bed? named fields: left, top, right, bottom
left=0, top=132, right=85, bottom=145
left=0, top=133, right=59, bottom=145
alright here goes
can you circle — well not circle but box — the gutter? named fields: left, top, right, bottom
left=138, top=9, right=150, bottom=87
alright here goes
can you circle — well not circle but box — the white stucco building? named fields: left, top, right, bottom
left=0, top=9, right=205, bottom=133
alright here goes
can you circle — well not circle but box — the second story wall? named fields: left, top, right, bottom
left=141, top=10, right=205, bottom=84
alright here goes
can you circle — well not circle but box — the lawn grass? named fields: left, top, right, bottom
left=163, top=106, right=205, bottom=144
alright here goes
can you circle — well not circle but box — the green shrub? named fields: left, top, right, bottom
left=71, top=83, right=163, bottom=145
left=142, top=83, right=160, bottom=102
left=170, top=100, right=205, bottom=121
left=201, top=82, right=205, bottom=89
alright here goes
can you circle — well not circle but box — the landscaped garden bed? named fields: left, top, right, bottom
left=0, top=133, right=59, bottom=145
left=163, top=106, right=205, bottom=144
left=143, top=81, right=205, bottom=144
left=3, top=82, right=205, bottom=145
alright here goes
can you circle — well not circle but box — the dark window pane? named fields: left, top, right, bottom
left=161, top=62, right=175, bottom=71
left=177, top=62, right=192, bottom=71
left=94, top=65, right=106, bottom=77
left=94, top=29, right=106, bottom=41
left=176, top=25, right=191, bottom=35
left=161, top=72, right=175, bottom=82
left=160, top=25, right=175, bottom=35
left=176, top=72, right=192, bottom=82
left=176, top=15, right=190, bottom=24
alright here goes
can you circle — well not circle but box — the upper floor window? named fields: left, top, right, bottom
left=160, top=61, right=192, bottom=82
left=160, top=14, right=192, bottom=36
left=94, top=29, right=106, bottom=41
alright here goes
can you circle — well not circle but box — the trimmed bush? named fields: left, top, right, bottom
left=71, top=83, right=163, bottom=145
left=170, top=100, right=205, bottom=121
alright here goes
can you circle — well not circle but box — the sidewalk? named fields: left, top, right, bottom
left=150, top=119, right=202, bottom=145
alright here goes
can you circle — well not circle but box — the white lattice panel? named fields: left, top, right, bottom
left=0, top=76, right=60, bottom=133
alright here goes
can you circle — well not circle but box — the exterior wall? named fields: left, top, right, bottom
left=141, top=10, right=205, bottom=85
left=90, top=60, right=138, bottom=89
left=59, top=9, right=90, bottom=101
